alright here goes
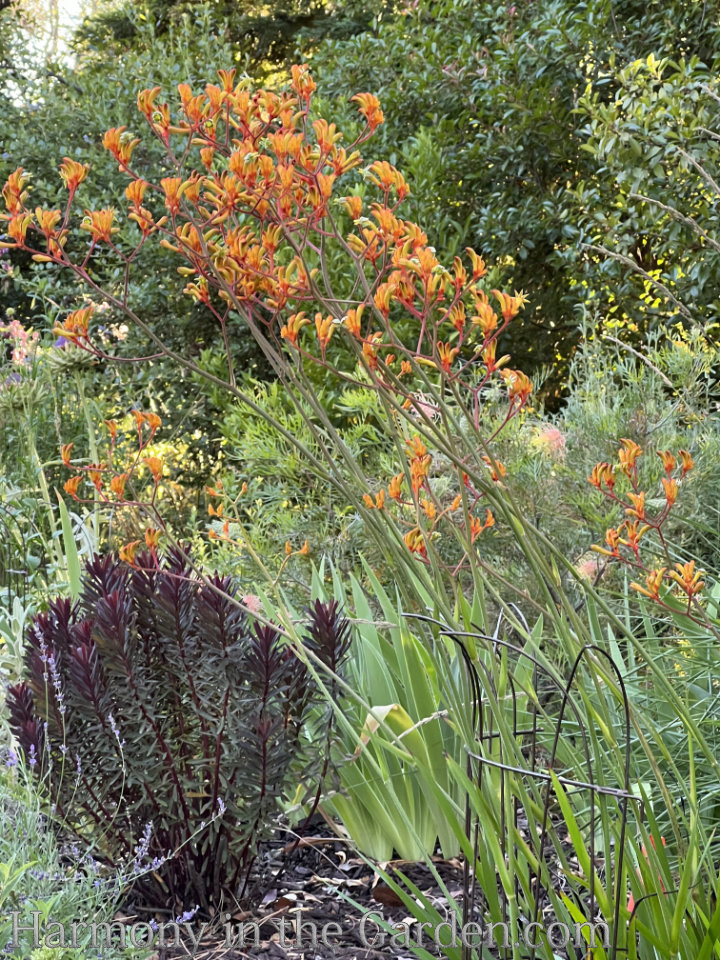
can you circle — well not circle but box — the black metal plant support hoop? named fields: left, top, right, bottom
left=407, top=612, right=639, bottom=960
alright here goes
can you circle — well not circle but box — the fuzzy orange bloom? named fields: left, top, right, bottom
left=363, top=490, right=385, bottom=510
left=315, top=313, right=334, bottom=354
left=183, top=278, right=210, bottom=304
left=657, top=450, right=676, bottom=475
left=110, top=473, right=128, bottom=498
left=482, top=340, right=509, bottom=374
left=403, top=528, right=427, bottom=558
left=131, top=408, right=145, bottom=429
left=290, top=64, right=316, bottom=100
left=88, top=469, right=104, bottom=492
left=1, top=167, right=31, bottom=214
left=281, top=312, right=310, bottom=346
left=481, top=455, right=507, bottom=483
left=145, top=412, right=162, bottom=433
left=592, top=527, right=621, bottom=558
left=54, top=305, right=94, bottom=342
left=447, top=302, right=466, bottom=334
left=34, top=208, right=61, bottom=237
left=161, top=177, right=184, bottom=215
left=366, top=160, right=408, bottom=199
left=102, top=127, right=140, bottom=167
left=129, top=206, right=161, bottom=235
left=181, top=176, right=201, bottom=206
left=407, top=436, right=428, bottom=460
left=470, top=508, right=495, bottom=541
left=625, top=491, right=645, bottom=520
left=262, top=224, right=282, bottom=255
left=145, top=527, right=161, bottom=552
left=344, top=306, right=364, bottom=338
left=500, top=368, right=532, bottom=403
left=419, top=498, right=435, bottom=521
left=471, top=300, right=498, bottom=337
left=493, top=289, right=527, bottom=322
left=217, top=67, right=236, bottom=92
left=344, top=195, right=363, bottom=221
left=0, top=212, right=33, bottom=248
left=143, top=457, right=164, bottom=482
left=177, top=82, right=193, bottom=105
left=351, top=93, right=385, bottom=132
left=388, top=473, right=404, bottom=501
left=316, top=172, right=335, bottom=201
left=619, top=520, right=650, bottom=555
left=407, top=435, right=433, bottom=489
left=136, top=86, right=162, bottom=120
left=125, top=180, right=149, bottom=207
left=618, top=438, right=642, bottom=477
left=452, top=256, right=467, bottom=289
left=61, top=443, right=74, bottom=467
left=465, top=248, right=487, bottom=279
left=669, top=560, right=704, bottom=598
left=313, top=118, right=342, bottom=153
left=373, top=282, right=393, bottom=318
left=589, top=462, right=615, bottom=491
left=409, top=459, right=431, bottom=494
left=438, top=341, right=459, bottom=373
left=64, top=476, right=81, bottom=498
left=59, top=158, right=89, bottom=193
left=362, top=333, right=382, bottom=370
left=631, top=567, right=666, bottom=600
left=678, top=449, right=694, bottom=476
left=81, top=209, right=117, bottom=244
left=119, top=541, right=141, bottom=565
left=662, top=477, right=678, bottom=506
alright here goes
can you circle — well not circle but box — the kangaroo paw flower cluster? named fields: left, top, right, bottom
left=2, top=66, right=535, bottom=570
left=589, top=440, right=702, bottom=609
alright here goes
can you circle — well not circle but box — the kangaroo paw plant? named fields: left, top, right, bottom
left=0, top=65, right=534, bottom=582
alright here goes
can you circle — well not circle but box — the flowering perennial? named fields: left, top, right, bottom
left=0, top=65, right=535, bottom=568
left=589, top=440, right=702, bottom=611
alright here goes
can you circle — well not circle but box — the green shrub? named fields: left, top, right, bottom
left=0, top=760, right=129, bottom=959
left=312, top=0, right=720, bottom=384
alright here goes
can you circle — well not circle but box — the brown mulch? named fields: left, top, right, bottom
left=140, top=828, right=468, bottom=960
left=115, top=813, right=593, bottom=960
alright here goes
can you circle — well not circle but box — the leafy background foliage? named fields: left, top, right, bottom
left=311, top=0, right=720, bottom=389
